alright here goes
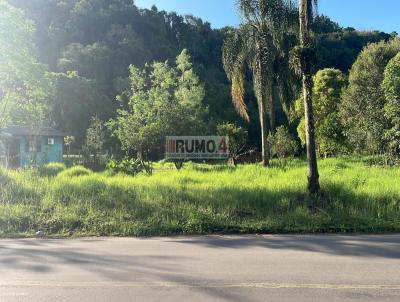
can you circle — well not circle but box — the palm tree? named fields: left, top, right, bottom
left=297, top=0, right=320, bottom=193
left=223, top=0, right=296, bottom=166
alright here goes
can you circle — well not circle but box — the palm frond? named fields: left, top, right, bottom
left=222, top=27, right=252, bottom=122
left=226, top=0, right=301, bottom=123
left=231, top=71, right=250, bottom=122
left=236, top=0, right=259, bottom=24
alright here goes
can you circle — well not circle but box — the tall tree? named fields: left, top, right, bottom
left=382, top=52, right=400, bottom=156
left=341, top=38, right=400, bottom=154
left=50, top=71, right=109, bottom=145
left=0, top=0, right=50, bottom=128
left=223, top=0, right=296, bottom=167
left=297, top=0, right=320, bottom=193
left=223, top=24, right=270, bottom=166
left=296, top=68, right=347, bottom=157
left=109, top=49, right=207, bottom=160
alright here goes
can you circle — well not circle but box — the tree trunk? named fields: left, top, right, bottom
left=269, top=81, right=276, bottom=133
left=258, top=97, right=270, bottom=167
left=255, top=40, right=270, bottom=167
left=302, top=74, right=320, bottom=193
left=299, top=0, right=320, bottom=194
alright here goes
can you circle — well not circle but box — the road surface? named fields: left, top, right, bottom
left=0, top=235, right=400, bottom=301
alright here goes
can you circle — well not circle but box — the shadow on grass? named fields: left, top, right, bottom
left=1, top=165, right=400, bottom=239
left=132, top=180, right=400, bottom=236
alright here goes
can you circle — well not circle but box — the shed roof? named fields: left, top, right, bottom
left=0, top=125, right=65, bottom=137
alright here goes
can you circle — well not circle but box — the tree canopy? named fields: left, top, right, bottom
left=109, top=49, right=207, bottom=159
left=297, top=68, right=347, bottom=156
left=382, top=52, right=400, bottom=154
left=0, top=0, right=50, bottom=128
left=341, top=38, right=400, bottom=154
left=3, top=0, right=398, bottom=160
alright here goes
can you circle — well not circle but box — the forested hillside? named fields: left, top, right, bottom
left=5, top=0, right=392, bottom=151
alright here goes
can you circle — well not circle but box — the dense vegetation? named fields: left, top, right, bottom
left=1, top=158, right=400, bottom=237
left=1, top=0, right=394, bottom=154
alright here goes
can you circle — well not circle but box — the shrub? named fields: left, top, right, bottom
left=107, top=157, right=152, bottom=176
left=39, top=163, right=66, bottom=177
left=57, top=165, right=92, bottom=178
left=216, top=122, right=248, bottom=160
left=268, top=126, right=298, bottom=159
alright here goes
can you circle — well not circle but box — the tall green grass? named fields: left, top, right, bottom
left=0, top=157, right=400, bottom=237
left=39, top=162, right=66, bottom=177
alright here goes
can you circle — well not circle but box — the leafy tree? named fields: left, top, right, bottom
left=297, top=68, right=347, bottom=156
left=295, top=0, right=320, bottom=193
left=268, top=126, right=298, bottom=159
left=83, top=116, right=106, bottom=170
left=86, top=116, right=104, bottom=154
left=314, top=25, right=391, bottom=72
left=0, top=0, right=50, bottom=128
left=64, top=136, right=76, bottom=157
left=341, top=38, right=400, bottom=154
left=223, top=0, right=297, bottom=167
left=109, top=49, right=207, bottom=160
left=312, top=15, right=341, bottom=34
left=382, top=52, right=400, bottom=155
left=49, top=71, right=110, bottom=145
left=216, top=123, right=248, bottom=163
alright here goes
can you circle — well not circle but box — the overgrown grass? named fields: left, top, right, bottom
left=39, top=162, right=66, bottom=177
left=0, top=157, right=400, bottom=237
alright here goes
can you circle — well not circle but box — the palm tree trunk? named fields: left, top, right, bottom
left=255, top=41, right=270, bottom=167
left=258, top=97, right=270, bottom=167
left=299, top=0, right=320, bottom=194
left=269, top=82, right=277, bottom=133
left=302, top=74, right=319, bottom=193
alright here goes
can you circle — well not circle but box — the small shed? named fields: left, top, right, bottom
left=0, top=125, right=65, bottom=168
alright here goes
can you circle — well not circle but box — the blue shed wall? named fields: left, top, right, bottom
left=19, top=136, right=63, bottom=167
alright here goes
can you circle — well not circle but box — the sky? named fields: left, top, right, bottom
left=135, top=0, right=400, bottom=33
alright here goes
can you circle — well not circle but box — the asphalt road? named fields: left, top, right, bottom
left=0, top=235, right=400, bottom=301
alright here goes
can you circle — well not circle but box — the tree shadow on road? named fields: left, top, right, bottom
left=167, top=234, right=400, bottom=259
left=0, top=239, right=244, bottom=302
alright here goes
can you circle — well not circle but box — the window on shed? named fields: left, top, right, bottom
left=48, top=138, right=55, bottom=145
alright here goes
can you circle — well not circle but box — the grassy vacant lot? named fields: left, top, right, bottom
left=0, top=157, right=400, bottom=237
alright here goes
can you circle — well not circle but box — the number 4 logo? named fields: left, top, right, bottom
left=218, top=137, right=228, bottom=153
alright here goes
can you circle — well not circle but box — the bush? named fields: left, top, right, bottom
left=216, top=122, right=248, bottom=160
left=57, top=165, right=92, bottom=178
left=39, top=163, right=66, bottom=177
left=107, top=157, right=152, bottom=176
left=268, top=126, right=298, bottom=159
